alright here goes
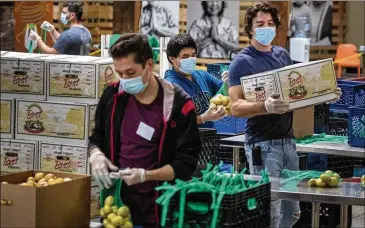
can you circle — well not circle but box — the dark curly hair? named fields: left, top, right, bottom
left=244, top=2, right=281, bottom=39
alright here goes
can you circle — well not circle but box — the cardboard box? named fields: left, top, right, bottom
left=46, top=56, right=118, bottom=104
left=0, top=139, right=38, bottom=175
left=293, top=106, right=314, bottom=139
left=0, top=170, right=91, bottom=228
left=39, top=142, right=88, bottom=174
left=15, top=100, right=89, bottom=145
left=1, top=53, right=47, bottom=100
left=94, top=57, right=119, bottom=99
left=88, top=105, right=97, bottom=137
left=0, top=99, right=14, bottom=139
left=240, top=59, right=337, bottom=110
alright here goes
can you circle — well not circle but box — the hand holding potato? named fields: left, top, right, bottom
left=201, top=104, right=226, bottom=123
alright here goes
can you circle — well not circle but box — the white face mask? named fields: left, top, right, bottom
left=60, top=13, right=69, bottom=25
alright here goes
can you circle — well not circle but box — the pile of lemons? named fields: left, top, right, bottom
left=308, top=170, right=340, bottom=188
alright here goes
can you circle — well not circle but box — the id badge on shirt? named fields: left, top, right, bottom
left=136, top=122, right=155, bottom=141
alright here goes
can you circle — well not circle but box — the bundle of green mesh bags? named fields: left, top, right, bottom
left=155, top=163, right=270, bottom=228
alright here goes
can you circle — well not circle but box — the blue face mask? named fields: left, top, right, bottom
left=60, top=13, right=69, bottom=25
left=254, top=27, right=276, bottom=46
left=179, top=57, right=196, bottom=75
left=119, top=70, right=149, bottom=95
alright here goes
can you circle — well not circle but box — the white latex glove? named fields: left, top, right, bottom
left=41, top=21, right=54, bottom=32
left=326, top=87, right=342, bottom=104
left=29, top=30, right=41, bottom=42
left=89, top=149, right=119, bottom=189
left=221, top=71, right=228, bottom=84
left=264, top=93, right=290, bottom=114
left=201, top=105, right=226, bottom=123
left=110, top=168, right=146, bottom=186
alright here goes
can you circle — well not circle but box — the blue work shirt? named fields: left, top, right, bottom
left=228, top=45, right=294, bottom=143
left=165, top=68, right=223, bottom=128
left=53, top=26, right=91, bottom=55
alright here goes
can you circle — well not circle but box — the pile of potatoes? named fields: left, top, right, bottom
left=308, top=170, right=341, bottom=188
left=1, top=172, right=72, bottom=187
left=100, top=196, right=133, bottom=228
left=209, top=94, right=231, bottom=115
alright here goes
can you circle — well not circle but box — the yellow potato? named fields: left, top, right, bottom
left=55, top=178, right=64, bottom=184
left=44, top=173, right=55, bottom=181
left=27, top=181, right=36, bottom=187
left=105, top=224, right=116, bottom=228
left=6, top=200, right=12, bottom=205
left=102, top=219, right=108, bottom=227
left=34, top=173, right=45, bottom=182
left=19, top=183, right=29, bottom=186
left=104, top=205, right=112, bottom=215
left=111, top=205, right=118, bottom=213
left=117, top=206, right=130, bottom=217
left=221, top=96, right=229, bottom=106
left=63, top=177, right=72, bottom=182
left=104, top=196, right=114, bottom=207
left=209, top=103, right=217, bottom=110
left=123, top=221, right=133, bottom=228
left=1, top=200, right=6, bottom=205
left=100, top=208, right=106, bottom=218
left=210, top=97, right=223, bottom=105
left=107, top=213, right=117, bottom=222
left=48, top=178, right=56, bottom=185
left=111, top=215, right=124, bottom=226
left=39, top=182, right=49, bottom=187
left=27, top=177, right=35, bottom=182
left=35, top=183, right=41, bottom=187
left=38, top=178, right=46, bottom=183
left=1, top=181, right=8, bottom=184
left=216, top=94, right=223, bottom=99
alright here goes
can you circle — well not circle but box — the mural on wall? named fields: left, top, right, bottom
left=187, top=1, right=240, bottom=59
left=14, top=1, right=53, bottom=52
left=139, top=1, right=179, bottom=39
left=289, top=1, right=333, bottom=46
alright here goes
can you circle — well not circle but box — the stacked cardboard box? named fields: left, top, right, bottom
left=0, top=51, right=119, bottom=219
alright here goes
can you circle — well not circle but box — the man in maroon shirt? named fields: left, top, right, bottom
left=88, top=33, right=201, bottom=227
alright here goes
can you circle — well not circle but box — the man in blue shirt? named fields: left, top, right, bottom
left=165, top=33, right=226, bottom=128
left=29, top=2, right=91, bottom=56
left=228, top=3, right=341, bottom=228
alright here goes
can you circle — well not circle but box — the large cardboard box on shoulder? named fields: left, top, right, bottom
left=0, top=170, right=91, bottom=228
left=0, top=99, right=15, bottom=139
left=0, top=139, right=38, bottom=175
left=46, top=56, right=119, bottom=104
left=15, top=100, right=89, bottom=145
left=0, top=52, right=69, bottom=100
left=240, top=59, right=337, bottom=110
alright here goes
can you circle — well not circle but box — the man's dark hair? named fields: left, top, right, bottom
left=201, top=1, right=227, bottom=17
left=166, top=34, right=197, bottom=64
left=64, top=2, right=83, bottom=21
left=109, top=33, right=153, bottom=68
left=244, top=2, right=281, bottom=39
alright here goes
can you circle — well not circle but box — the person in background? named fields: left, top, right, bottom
left=188, top=1, right=239, bottom=58
left=0, top=5, right=15, bottom=51
left=227, top=2, right=341, bottom=228
left=140, top=1, right=179, bottom=39
left=88, top=33, right=200, bottom=227
left=165, top=33, right=227, bottom=128
left=29, top=2, right=91, bottom=55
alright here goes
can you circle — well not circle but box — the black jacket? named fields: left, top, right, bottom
left=88, top=77, right=201, bottom=181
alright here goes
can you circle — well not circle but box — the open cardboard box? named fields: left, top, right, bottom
left=0, top=170, right=91, bottom=228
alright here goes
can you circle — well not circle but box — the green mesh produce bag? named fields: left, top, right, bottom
left=148, top=36, right=160, bottom=64
left=214, top=64, right=230, bottom=97
left=99, top=179, right=133, bottom=226
left=156, top=163, right=270, bottom=228
left=295, top=134, right=348, bottom=144
left=280, top=169, right=342, bottom=188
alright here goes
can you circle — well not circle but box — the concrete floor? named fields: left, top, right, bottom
left=351, top=206, right=365, bottom=228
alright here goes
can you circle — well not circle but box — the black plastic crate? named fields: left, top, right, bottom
left=198, top=128, right=218, bottom=165
left=327, top=156, right=354, bottom=178
left=215, top=133, right=248, bottom=171
left=314, top=103, right=329, bottom=127
left=163, top=182, right=271, bottom=228
left=293, top=202, right=352, bottom=228
left=328, top=118, right=348, bottom=136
